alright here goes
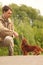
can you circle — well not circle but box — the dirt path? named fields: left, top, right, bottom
left=0, top=55, right=43, bottom=65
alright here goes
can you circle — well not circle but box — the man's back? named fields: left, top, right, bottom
left=0, top=16, right=14, bottom=41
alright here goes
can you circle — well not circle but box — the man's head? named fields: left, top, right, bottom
left=2, top=5, right=12, bottom=18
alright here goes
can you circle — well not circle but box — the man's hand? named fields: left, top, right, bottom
left=13, top=31, right=19, bottom=38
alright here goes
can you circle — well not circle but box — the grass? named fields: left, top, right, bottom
left=0, top=47, right=43, bottom=56
left=0, top=47, right=8, bottom=56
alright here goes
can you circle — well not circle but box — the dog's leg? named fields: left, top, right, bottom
left=33, top=49, right=41, bottom=55
left=22, top=50, right=28, bottom=55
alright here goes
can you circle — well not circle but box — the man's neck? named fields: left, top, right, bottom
left=2, top=14, right=8, bottom=20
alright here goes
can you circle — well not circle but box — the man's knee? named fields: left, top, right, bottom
left=4, top=36, right=14, bottom=47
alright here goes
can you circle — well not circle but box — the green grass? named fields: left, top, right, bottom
left=0, top=47, right=8, bottom=56
left=0, top=47, right=43, bottom=56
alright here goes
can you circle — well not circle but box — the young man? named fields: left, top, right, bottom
left=0, top=5, right=18, bottom=56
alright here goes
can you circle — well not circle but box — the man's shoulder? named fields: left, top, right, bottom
left=0, top=16, right=4, bottom=21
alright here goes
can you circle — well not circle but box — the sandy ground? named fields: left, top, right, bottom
left=0, top=55, right=43, bottom=65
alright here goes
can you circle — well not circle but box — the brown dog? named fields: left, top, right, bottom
left=21, top=37, right=43, bottom=55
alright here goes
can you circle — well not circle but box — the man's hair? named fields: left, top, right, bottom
left=2, top=5, right=12, bottom=13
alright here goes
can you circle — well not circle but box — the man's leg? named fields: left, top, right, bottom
left=4, top=36, right=14, bottom=56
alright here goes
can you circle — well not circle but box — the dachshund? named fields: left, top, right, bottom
left=21, top=37, right=43, bottom=55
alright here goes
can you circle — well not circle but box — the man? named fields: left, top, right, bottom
left=0, top=5, right=18, bottom=56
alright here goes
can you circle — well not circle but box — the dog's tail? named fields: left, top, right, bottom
left=41, top=48, right=43, bottom=52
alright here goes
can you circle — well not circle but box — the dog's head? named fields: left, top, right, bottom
left=22, top=37, right=28, bottom=46
left=22, top=38, right=27, bottom=43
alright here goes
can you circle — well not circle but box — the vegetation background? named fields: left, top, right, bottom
left=0, top=3, right=43, bottom=55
